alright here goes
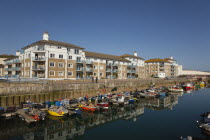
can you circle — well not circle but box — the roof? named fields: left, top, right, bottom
left=120, top=54, right=145, bottom=60
left=0, top=64, right=4, bottom=68
left=145, top=58, right=171, bottom=63
left=164, top=58, right=176, bottom=61
left=0, top=54, right=15, bottom=58
left=4, top=56, right=19, bottom=61
left=84, top=51, right=131, bottom=62
left=21, top=40, right=84, bottom=50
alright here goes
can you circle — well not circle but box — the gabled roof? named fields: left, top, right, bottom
left=0, top=54, right=15, bottom=58
left=164, top=58, right=176, bottom=61
left=84, top=51, right=131, bottom=62
left=22, top=40, right=84, bottom=50
left=4, top=56, right=19, bottom=61
left=120, top=54, right=145, bottom=60
left=145, top=58, right=171, bottom=63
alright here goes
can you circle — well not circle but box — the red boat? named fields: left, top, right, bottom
left=97, top=102, right=109, bottom=109
left=81, top=105, right=98, bottom=112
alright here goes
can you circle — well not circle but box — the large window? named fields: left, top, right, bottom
left=68, top=71, right=73, bottom=76
left=68, top=63, right=73, bottom=68
left=50, top=54, right=55, bottom=58
left=68, top=56, right=72, bottom=60
left=50, top=62, right=55, bottom=67
left=59, top=54, right=63, bottom=59
left=74, top=49, right=79, bottom=54
left=58, top=71, right=64, bottom=76
left=49, top=71, right=55, bottom=76
left=58, top=62, right=64, bottom=68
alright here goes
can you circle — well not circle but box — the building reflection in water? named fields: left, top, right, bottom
left=0, top=94, right=180, bottom=140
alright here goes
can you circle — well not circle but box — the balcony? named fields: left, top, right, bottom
left=131, top=70, right=136, bottom=73
left=76, top=60, right=84, bottom=63
left=32, top=66, right=45, bottom=71
left=76, top=68, right=84, bottom=71
left=32, top=75, right=45, bottom=78
left=106, top=63, right=112, bottom=66
left=12, top=67, right=21, bottom=71
left=113, top=69, right=118, bottom=73
left=33, top=47, right=46, bottom=52
left=86, top=60, right=93, bottom=64
left=85, top=68, right=93, bottom=72
left=112, top=63, right=118, bottom=66
left=5, top=61, right=13, bottom=65
left=14, top=59, right=21, bottom=63
left=32, top=57, right=46, bottom=61
left=128, top=65, right=136, bottom=68
left=106, top=69, right=112, bottom=72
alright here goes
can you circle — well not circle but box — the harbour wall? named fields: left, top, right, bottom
left=0, top=78, right=190, bottom=107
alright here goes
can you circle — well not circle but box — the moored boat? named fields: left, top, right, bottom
left=97, top=102, right=109, bottom=109
left=81, top=104, right=98, bottom=112
left=47, top=106, right=68, bottom=117
left=168, top=86, right=184, bottom=92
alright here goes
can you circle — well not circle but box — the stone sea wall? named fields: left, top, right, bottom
left=0, top=78, right=190, bottom=107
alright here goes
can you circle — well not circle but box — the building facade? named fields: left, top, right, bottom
left=3, top=32, right=182, bottom=79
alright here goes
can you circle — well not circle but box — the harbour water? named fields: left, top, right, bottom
left=1, top=88, right=210, bottom=140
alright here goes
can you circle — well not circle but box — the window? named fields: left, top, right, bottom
left=50, top=62, right=55, bottom=67
left=58, top=63, right=64, bottom=68
left=68, top=63, right=73, bottom=68
left=74, top=49, right=79, bottom=54
left=100, top=65, right=103, bottom=70
left=68, top=56, right=72, bottom=60
left=100, top=73, right=103, bottom=76
left=58, top=132, right=62, bottom=137
left=59, top=54, right=63, bottom=59
left=94, top=73, right=97, bottom=76
left=58, top=46, right=61, bottom=49
left=58, top=71, right=64, bottom=76
left=49, top=71, right=55, bottom=76
left=68, top=71, right=73, bottom=76
left=67, top=48, right=71, bottom=52
left=50, top=54, right=55, bottom=58
left=49, top=134, right=54, bottom=139
left=93, top=65, right=97, bottom=69
left=123, top=67, right=125, bottom=71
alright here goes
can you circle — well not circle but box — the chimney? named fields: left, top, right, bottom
left=170, top=56, right=173, bottom=59
left=43, top=32, right=49, bottom=41
left=16, top=50, right=20, bottom=56
left=134, top=51, right=137, bottom=56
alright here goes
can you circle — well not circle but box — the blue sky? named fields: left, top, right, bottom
left=0, top=0, right=210, bottom=71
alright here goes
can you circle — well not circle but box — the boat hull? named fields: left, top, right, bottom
left=47, top=110, right=65, bottom=117
left=81, top=106, right=97, bottom=112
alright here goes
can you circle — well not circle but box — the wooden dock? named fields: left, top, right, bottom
left=1, top=112, right=16, bottom=118
left=16, top=109, right=36, bottom=124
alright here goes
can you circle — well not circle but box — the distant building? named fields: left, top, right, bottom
left=181, top=70, right=210, bottom=76
left=145, top=56, right=182, bottom=78
left=0, top=64, right=4, bottom=76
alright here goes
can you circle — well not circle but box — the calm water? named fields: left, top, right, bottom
left=1, top=88, right=210, bottom=140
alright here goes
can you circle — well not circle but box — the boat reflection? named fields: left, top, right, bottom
left=0, top=94, right=181, bottom=140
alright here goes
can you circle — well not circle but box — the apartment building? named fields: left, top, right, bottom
left=84, top=51, right=131, bottom=79
left=0, top=64, right=4, bottom=76
left=120, top=51, right=145, bottom=79
left=3, top=32, right=181, bottom=79
left=145, top=57, right=181, bottom=78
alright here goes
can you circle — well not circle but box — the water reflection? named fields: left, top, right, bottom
left=0, top=93, right=183, bottom=140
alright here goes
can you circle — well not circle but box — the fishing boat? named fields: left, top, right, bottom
left=200, top=82, right=205, bottom=88
left=97, top=102, right=109, bottom=109
left=48, top=106, right=68, bottom=117
left=183, top=83, right=193, bottom=90
left=139, top=92, right=158, bottom=98
left=81, top=104, right=98, bottom=112
left=168, top=86, right=184, bottom=92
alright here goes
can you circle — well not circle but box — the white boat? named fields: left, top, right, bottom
left=168, top=86, right=184, bottom=92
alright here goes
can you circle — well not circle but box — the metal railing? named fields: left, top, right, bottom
left=86, top=60, right=94, bottom=64
left=12, top=67, right=21, bottom=71
left=32, top=57, right=46, bottom=61
left=32, top=66, right=45, bottom=70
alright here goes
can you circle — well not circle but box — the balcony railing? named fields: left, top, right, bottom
left=5, top=61, right=13, bottom=65
left=128, top=65, right=137, bottom=68
left=32, top=66, right=45, bottom=71
left=113, top=69, right=118, bottom=73
left=32, top=57, right=46, bottom=61
left=76, top=68, right=84, bottom=71
left=12, top=67, right=21, bottom=71
left=106, top=69, right=112, bottom=72
left=14, top=60, right=21, bottom=63
left=106, top=63, right=112, bottom=66
left=76, top=60, right=84, bottom=63
left=32, top=75, right=45, bottom=78
left=86, top=60, right=94, bottom=64
left=85, top=68, right=93, bottom=72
